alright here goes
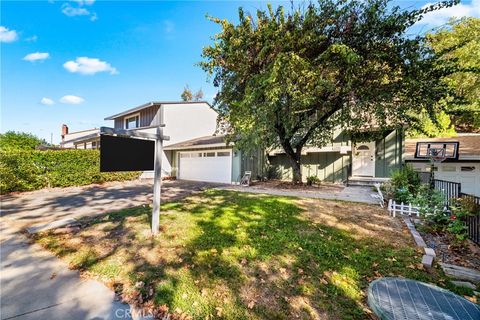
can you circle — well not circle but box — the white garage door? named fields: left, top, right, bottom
left=178, top=150, right=232, bottom=183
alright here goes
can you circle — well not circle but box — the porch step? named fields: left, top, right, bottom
left=347, top=177, right=390, bottom=187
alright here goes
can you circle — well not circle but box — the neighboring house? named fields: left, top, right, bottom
left=267, top=128, right=403, bottom=183
left=61, top=124, right=100, bottom=149
left=405, top=133, right=480, bottom=196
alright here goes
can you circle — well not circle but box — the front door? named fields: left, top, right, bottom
left=352, top=142, right=375, bottom=177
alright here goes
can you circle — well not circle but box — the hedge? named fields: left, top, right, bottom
left=0, top=149, right=140, bottom=194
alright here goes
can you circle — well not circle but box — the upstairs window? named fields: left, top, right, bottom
left=125, top=114, right=139, bottom=129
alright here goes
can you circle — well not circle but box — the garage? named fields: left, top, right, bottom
left=435, top=164, right=480, bottom=196
left=178, top=150, right=232, bottom=183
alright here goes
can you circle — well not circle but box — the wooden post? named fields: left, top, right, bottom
left=151, top=126, right=163, bottom=235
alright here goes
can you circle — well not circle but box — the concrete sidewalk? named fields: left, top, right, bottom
left=218, top=185, right=378, bottom=204
left=0, top=225, right=131, bottom=320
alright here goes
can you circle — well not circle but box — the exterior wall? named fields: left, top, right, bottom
left=268, top=152, right=350, bottom=183
left=239, top=148, right=265, bottom=182
left=374, top=128, right=403, bottom=178
left=114, top=105, right=161, bottom=129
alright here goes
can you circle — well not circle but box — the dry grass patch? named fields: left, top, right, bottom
left=33, top=190, right=453, bottom=319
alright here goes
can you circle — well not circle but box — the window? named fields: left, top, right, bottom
left=191, top=152, right=202, bottom=158
left=125, top=114, right=139, bottom=129
left=461, top=166, right=475, bottom=172
left=92, top=141, right=100, bottom=150
left=204, top=152, right=215, bottom=157
left=357, top=145, right=369, bottom=150
left=180, top=153, right=190, bottom=158
left=442, top=165, right=456, bottom=172
left=217, top=151, right=230, bottom=157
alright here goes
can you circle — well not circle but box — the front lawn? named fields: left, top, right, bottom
left=34, top=190, right=451, bottom=319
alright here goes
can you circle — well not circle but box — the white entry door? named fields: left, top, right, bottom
left=352, top=142, right=375, bottom=177
left=178, top=150, right=232, bottom=183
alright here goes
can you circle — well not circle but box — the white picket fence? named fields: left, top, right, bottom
left=387, top=199, right=420, bottom=217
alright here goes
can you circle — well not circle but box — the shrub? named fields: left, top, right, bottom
left=0, top=149, right=139, bottom=194
left=0, top=131, right=47, bottom=151
left=411, top=185, right=447, bottom=226
left=447, top=197, right=479, bottom=241
left=306, top=175, right=320, bottom=186
left=390, top=164, right=421, bottom=202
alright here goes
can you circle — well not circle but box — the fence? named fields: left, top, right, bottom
left=387, top=199, right=420, bottom=217
left=431, top=178, right=480, bottom=244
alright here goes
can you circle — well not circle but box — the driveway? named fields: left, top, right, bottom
left=0, top=179, right=222, bottom=232
left=0, top=180, right=221, bottom=320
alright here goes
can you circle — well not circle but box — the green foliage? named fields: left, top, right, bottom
left=426, top=17, right=480, bottom=132
left=306, top=175, right=320, bottom=186
left=180, top=85, right=193, bottom=101
left=0, top=131, right=47, bottom=151
left=407, top=109, right=456, bottom=138
left=0, top=149, right=139, bottom=194
left=410, top=185, right=446, bottom=223
left=447, top=197, right=480, bottom=241
left=389, top=165, right=421, bottom=202
left=201, top=0, right=457, bottom=182
left=181, top=85, right=204, bottom=102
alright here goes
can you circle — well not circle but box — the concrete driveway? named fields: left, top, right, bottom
left=0, top=180, right=221, bottom=320
left=0, top=179, right=221, bottom=232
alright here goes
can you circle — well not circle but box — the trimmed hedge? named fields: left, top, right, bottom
left=0, top=149, right=140, bottom=194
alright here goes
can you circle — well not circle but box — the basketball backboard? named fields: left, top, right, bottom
left=414, top=142, right=459, bottom=160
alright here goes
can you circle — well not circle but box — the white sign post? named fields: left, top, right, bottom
left=100, top=125, right=169, bottom=235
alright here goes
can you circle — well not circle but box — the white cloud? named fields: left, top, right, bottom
left=417, top=0, right=480, bottom=27
left=0, top=26, right=18, bottom=43
left=25, top=35, right=38, bottom=42
left=62, top=3, right=90, bottom=17
left=71, top=0, right=95, bottom=5
left=60, top=95, right=85, bottom=104
left=63, top=57, right=118, bottom=75
left=23, top=52, right=50, bottom=62
left=40, top=97, right=55, bottom=105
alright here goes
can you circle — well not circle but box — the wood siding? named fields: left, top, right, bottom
left=375, top=128, right=403, bottom=177
left=114, top=105, right=161, bottom=129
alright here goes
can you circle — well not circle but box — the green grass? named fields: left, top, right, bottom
left=34, top=190, right=458, bottom=319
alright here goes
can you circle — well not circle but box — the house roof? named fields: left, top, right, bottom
left=163, top=135, right=230, bottom=151
left=405, top=133, right=480, bottom=161
left=104, top=101, right=213, bottom=121
left=61, top=132, right=100, bottom=145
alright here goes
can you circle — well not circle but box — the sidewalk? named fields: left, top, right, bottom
left=1, top=224, right=131, bottom=320
left=218, top=185, right=378, bottom=204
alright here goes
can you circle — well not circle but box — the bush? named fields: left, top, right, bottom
left=390, top=164, right=421, bottom=202
left=0, top=149, right=139, bottom=194
left=0, top=131, right=47, bottom=151
left=411, top=185, right=447, bottom=225
left=447, top=197, right=479, bottom=241
left=306, top=175, right=320, bottom=186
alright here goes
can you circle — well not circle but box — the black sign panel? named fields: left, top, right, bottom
left=100, top=135, right=154, bottom=172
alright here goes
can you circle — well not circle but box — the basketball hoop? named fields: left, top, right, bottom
left=428, top=148, right=446, bottom=164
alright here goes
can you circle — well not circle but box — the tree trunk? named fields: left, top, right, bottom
left=284, top=145, right=303, bottom=184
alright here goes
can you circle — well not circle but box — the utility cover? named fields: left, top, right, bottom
left=100, top=135, right=154, bottom=172
left=368, top=277, right=480, bottom=320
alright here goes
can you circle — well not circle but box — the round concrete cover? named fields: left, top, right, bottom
left=368, top=277, right=480, bottom=320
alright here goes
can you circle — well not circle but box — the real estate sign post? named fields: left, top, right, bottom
left=100, top=125, right=169, bottom=235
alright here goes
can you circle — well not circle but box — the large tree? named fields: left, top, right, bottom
left=201, top=0, right=458, bottom=183
left=426, top=17, right=480, bottom=132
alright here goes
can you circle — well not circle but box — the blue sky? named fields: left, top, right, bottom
left=2, top=0, right=479, bottom=143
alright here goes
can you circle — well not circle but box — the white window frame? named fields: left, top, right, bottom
left=124, top=113, right=140, bottom=129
